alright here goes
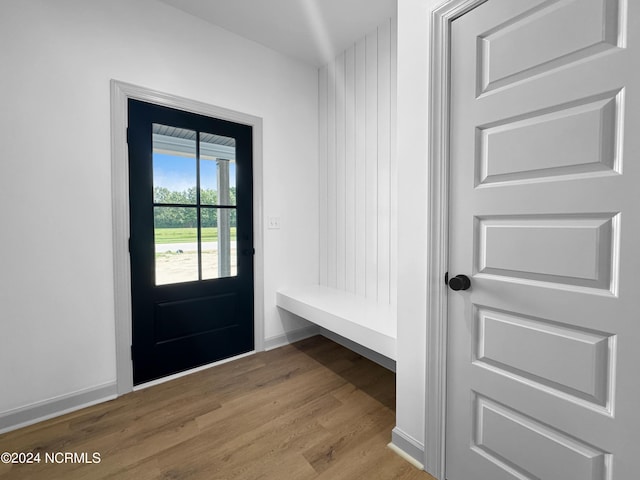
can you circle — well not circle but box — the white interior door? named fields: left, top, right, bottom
left=446, top=1, right=639, bottom=479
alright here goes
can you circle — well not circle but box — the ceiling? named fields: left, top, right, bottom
left=158, top=0, right=397, bottom=66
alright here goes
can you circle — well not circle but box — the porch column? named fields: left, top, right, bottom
left=217, top=158, right=231, bottom=277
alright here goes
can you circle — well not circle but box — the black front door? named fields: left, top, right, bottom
left=128, top=99, right=254, bottom=385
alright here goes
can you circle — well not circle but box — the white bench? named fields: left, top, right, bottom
left=276, top=285, right=397, bottom=366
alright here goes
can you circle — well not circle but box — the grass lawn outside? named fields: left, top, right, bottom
left=155, top=227, right=237, bottom=244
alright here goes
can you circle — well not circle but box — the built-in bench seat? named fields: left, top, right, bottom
left=276, top=285, right=397, bottom=362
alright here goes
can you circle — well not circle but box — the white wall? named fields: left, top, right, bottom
left=316, top=6, right=434, bottom=466
left=0, top=0, right=318, bottom=418
left=318, top=18, right=397, bottom=306
left=395, top=0, right=441, bottom=470
left=315, top=5, right=433, bottom=467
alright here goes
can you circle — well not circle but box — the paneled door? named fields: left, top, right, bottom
left=446, top=1, right=639, bottom=479
left=128, top=99, right=254, bottom=385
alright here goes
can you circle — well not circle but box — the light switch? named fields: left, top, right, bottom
left=268, top=216, right=281, bottom=229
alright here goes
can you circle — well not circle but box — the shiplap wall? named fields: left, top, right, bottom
left=318, top=18, right=397, bottom=306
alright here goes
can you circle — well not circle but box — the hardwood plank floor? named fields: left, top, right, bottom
left=0, top=336, right=435, bottom=480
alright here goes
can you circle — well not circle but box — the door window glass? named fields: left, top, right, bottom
left=152, top=124, right=238, bottom=285
left=199, top=133, right=236, bottom=206
left=201, top=208, right=238, bottom=280
left=152, top=125, right=197, bottom=204
left=154, top=207, right=198, bottom=285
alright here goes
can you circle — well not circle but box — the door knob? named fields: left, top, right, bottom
left=448, top=274, right=471, bottom=291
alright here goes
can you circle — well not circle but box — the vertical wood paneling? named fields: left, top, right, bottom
left=389, top=17, right=398, bottom=308
left=345, top=46, right=356, bottom=293
left=318, top=20, right=396, bottom=307
left=365, top=29, right=379, bottom=301
left=319, top=66, right=328, bottom=286
left=335, top=53, right=347, bottom=290
left=327, top=58, right=337, bottom=288
left=377, top=19, right=391, bottom=306
left=354, top=38, right=367, bottom=297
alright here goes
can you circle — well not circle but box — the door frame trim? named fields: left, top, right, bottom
left=425, top=1, right=487, bottom=478
left=110, top=80, right=265, bottom=395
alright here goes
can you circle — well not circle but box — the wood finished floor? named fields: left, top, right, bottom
left=0, top=336, right=435, bottom=480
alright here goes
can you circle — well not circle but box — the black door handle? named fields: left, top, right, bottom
left=447, top=274, right=471, bottom=291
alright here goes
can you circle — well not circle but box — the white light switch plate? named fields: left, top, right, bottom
left=267, top=216, right=281, bottom=229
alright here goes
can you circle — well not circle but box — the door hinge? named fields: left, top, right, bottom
left=128, top=237, right=131, bottom=253
left=130, top=345, right=134, bottom=360
left=126, top=127, right=130, bottom=144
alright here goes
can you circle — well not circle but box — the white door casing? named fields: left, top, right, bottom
left=110, top=80, right=265, bottom=394
left=445, top=1, right=639, bottom=479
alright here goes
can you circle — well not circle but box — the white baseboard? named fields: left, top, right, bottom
left=388, top=442, right=425, bottom=470
left=0, top=382, right=117, bottom=435
left=264, top=324, right=397, bottom=372
left=263, top=325, right=320, bottom=351
left=319, top=328, right=396, bottom=372
left=391, top=427, right=425, bottom=469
